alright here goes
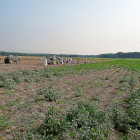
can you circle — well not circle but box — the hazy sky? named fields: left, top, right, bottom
left=1, top=0, right=140, bottom=55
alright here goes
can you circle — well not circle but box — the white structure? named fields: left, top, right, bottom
left=61, top=58, right=63, bottom=64
left=42, top=59, right=47, bottom=66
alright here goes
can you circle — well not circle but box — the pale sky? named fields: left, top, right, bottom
left=1, top=0, right=140, bottom=55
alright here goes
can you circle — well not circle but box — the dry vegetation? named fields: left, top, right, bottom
left=0, top=57, right=140, bottom=139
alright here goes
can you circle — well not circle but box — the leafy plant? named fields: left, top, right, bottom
left=0, top=116, right=9, bottom=130
left=0, top=73, right=7, bottom=81
left=34, top=75, right=43, bottom=83
left=3, top=79, right=16, bottom=89
left=12, top=74, right=21, bottom=83
left=6, top=97, right=21, bottom=107
left=44, top=85, right=61, bottom=101
left=39, top=102, right=113, bottom=139
left=24, top=76, right=33, bottom=83
left=22, top=70, right=32, bottom=76
left=34, top=95, right=44, bottom=103
left=65, top=81, right=74, bottom=85
left=18, top=103, right=28, bottom=110
left=105, top=76, right=110, bottom=80
left=39, top=106, right=66, bottom=139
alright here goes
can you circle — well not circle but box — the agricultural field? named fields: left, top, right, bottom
left=0, top=57, right=140, bottom=139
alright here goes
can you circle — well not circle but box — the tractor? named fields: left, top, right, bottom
left=4, top=55, right=20, bottom=64
left=46, top=54, right=63, bottom=65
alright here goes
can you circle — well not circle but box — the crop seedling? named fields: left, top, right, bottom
left=91, top=82, right=103, bottom=88
left=34, top=75, right=43, bottom=83
left=72, top=86, right=81, bottom=92
left=38, top=106, right=65, bottom=139
left=65, top=81, right=74, bottom=85
left=81, top=83, right=86, bottom=87
left=0, top=73, right=7, bottom=81
left=44, top=85, right=61, bottom=101
left=18, top=103, right=28, bottom=110
left=2, top=79, right=16, bottom=89
left=6, top=97, right=21, bottom=107
left=0, top=116, right=9, bottom=130
left=22, top=70, right=32, bottom=76
left=24, top=75, right=33, bottom=83
left=90, top=96, right=100, bottom=101
left=105, top=76, right=110, bottom=80
left=34, top=95, right=44, bottom=103
left=24, top=84, right=31, bottom=90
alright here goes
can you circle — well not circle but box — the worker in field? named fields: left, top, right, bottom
left=77, top=60, right=79, bottom=64
left=84, top=58, right=87, bottom=64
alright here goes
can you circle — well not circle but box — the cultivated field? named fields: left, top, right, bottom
left=0, top=57, right=140, bottom=139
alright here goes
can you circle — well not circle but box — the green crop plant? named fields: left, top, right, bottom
left=38, top=102, right=113, bottom=139
left=1, top=79, right=16, bottom=89
left=75, top=91, right=83, bottom=97
left=88, top=80, right=93, bottom=84
left=34, top=75, right=43, bottom=83
left=119, top=82, right=131, bottom=91
left=37, top=87, right=44, bottom=95
left=34, top=95, right=44, bottom=103
left=18, top=103, right=29, bottom=110
left=105, top=76, right=110, bottom=80
left=53, top=71, right=63, bottom=77
left=73, top=86, right=84, bottom=97
left=109, top=103, right=129, bottom=132
left=42, top=72, right=52, bottom=79
left=109, top=88, right=140, bottom=136
left=72, top=86, right=81, bottom=92
left=6, top=97, right=21, bottom=107
left=81, top=83, right=86, bottom=87
left=38, top=106, right=66, bottom=139
left=24, top=75, right=33, bottom=83
left=0, top=73, right=7, bottom=81
left=0, top=115, right=9, bottom=130
left=22, top=69, right=32, bottom=76
left=44, top=85, right=61, bottom=101
left=91, top=82, right=103, bottom=88
left=65, top=81, right=74, bottom=85
left=12, top=74, right=21, bottom=83
left=41, top=71, right=53, bottom=81
left=2, top=90, right=16, bottom=96
left=119, top=78, right=128, bottom=83
left=19, top=131, right=46, bottom=140
left=129, top=75, right=137, bottom=87
left=90, top=96, right=100, bottom=101
left=99, top=77, right=104, bottom=80
left=24, top=84, right=31, bottom=90
left=109, top=83, right=113, bottom=87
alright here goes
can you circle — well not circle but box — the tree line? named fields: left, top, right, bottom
left=1, top=51, right=140, bottom=58
left=0, top=51, right=96, bottom=58
left=98, top=52, right=140, bottom=58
